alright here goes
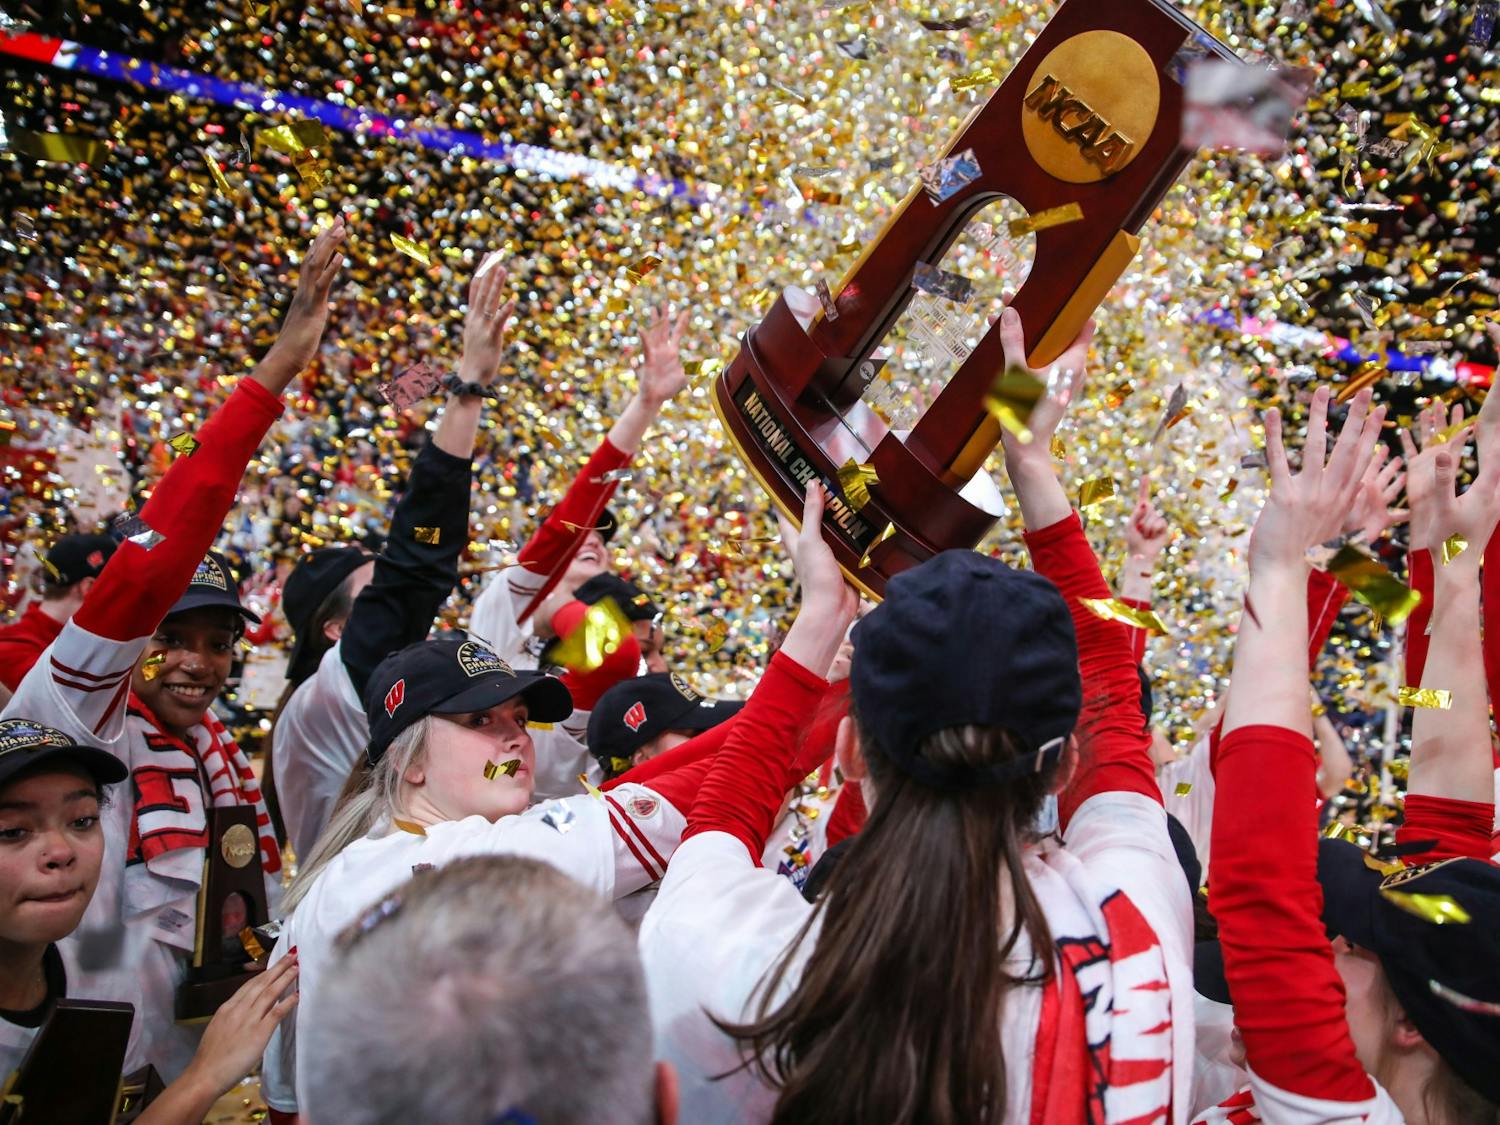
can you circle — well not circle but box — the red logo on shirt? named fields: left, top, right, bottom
left=385, top=679, right=406, bottom=717
left=628, top=795, right=659, bottom=819
left=623, top=702, right=647, bottom=731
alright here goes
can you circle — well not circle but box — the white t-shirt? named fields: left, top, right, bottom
left=272, top=641, right=366, bottom=860
left=468, top=563, right=549, bottom=671
left=262, top=781, right=684, bottom=1113
left=1158, top=734, right=1214, bottom=871
left=638, top=790, right=1196, bottom=1123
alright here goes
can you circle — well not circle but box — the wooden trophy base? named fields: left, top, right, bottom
left=175, top=967, right=257, bottom=1024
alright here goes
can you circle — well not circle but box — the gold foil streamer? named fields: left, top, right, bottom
left=1174, top=782, right=1193, bottom=796
left=952, top=66, right=999, bottom=91
left=859, top=522, right=897, bottom=569
left=1327, top=544, right=1422, bottom=624
left=390, top=234, right=432, bottom=266
left=1008, top=202, right=1084, bottom=237
left=1079, top=597, right=1169, bottom=634
left=1379, top=889, right=1472, bottom=925
left=414, top=526, right=441, bottom=544
left=552, top=598, right=630, bottom=671
left=625, top=253, right=662, bottom=282
left=1077, top=477, right=1117, bottom=509
left=8, top=130, right=107, bottom=165
left=257, top=120, right=327, bottom=156
left=1397, top=686, right=1453, bottom=709
left=482, top=759, right=499, bottom=780
left=141, top=653, right=166, bottom=681
left=168, top=433, right=200, bottom=457
left=984, top=366, right=1047, bottom=444
left=837, top=458, right=880, bottom=511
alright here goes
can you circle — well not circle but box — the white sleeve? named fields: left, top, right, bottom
left=1233, top=1067, right=1404, bottom=1125
left=1158, top=735, right=1215, bottom=870
left=638, top=832, right=810, bottom=1125
left=598, top=783, right=687, bottom=895
left=273, top=643, right=369, bottom=860
left=2, top=621, right=144, bottom=749
left=468, top=565, right=546, bottom=665
left=259, top=924, right=299, bottom=1114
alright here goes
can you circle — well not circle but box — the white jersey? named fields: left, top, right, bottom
left=1192, top=1074, right=1403, bottom=1123
left=639, top=789, right=1196, bottom=1124
left=468, top=563, right=549, bottom=670
left=272, top=641, right=367, bottom=860
left=1158, top=733, right=1214, bottom=870
left=262, top=782, right=685, bottom=1113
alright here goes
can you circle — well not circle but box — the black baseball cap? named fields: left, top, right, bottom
left=284, top=546, right=375, bottom=682
left=41, top=534, right=116, bottom=588
left=364, top=637, right=573, bottom=763
left=587, top=672, right=743, bottom=777
left=167, top=551, right=261, bottom=624
left=849, top=550, right=1082, bottom=790
left=0, top=718, right=127, bottom=790
left=573, top=573, right=659, bottom=623
left=1318, top=839, right=1500, bottom=1102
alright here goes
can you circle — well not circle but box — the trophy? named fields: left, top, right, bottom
left=174, top=806, right=269, bottom=1022
left=713, top=0, right=1238, bottom=596
left=0, top=999, right=135, bottom=1124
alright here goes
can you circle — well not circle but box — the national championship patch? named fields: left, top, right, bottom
left=669, top=672, right=701, bottom=702
left=0, top=719, right=72, bottom=756
left=623, top=701, right=647, bottom=731
left=190, top=555, right=230, bottom=591
left=457, top=640, right=513, bottom=678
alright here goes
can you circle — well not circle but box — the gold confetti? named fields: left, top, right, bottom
left=576, top=773, right=605, bottom=799
left=1362, top=853, right=1405, bottom=876
left=413, top=526, right=441, bottom=544
left=836, top=458, right=880, bottom=510
left=1078, top=597, right=1169, bottom=635
left=1049, top=435, right=1066, bottom=459
left=859, top=522, right=897, bottom=569
left=1397, top=686, right=1453, bottom=709
left=983, top=366, right=1046, bottom=443
left=8, top=130, right=107, bottom=165
left=482, top=759, right=499, bottom=780
left=142, top=653, right=166, bottom=681
left=952, top=66, right=999, bottom=91
left=34, top=546, right=60, bottom=583
left=1174, top=782, right=1193, bottom=797
left=625, top=253, right=662, bottom=282
left=257, top=120, right=327, bottom=157
left=168, top=433, right=200, bottom=457
left=1336, top=361, right=1385, bottom=403
left=702, top=618, right=729, bottom=653
left=1077, top=477, right=1116, bottom=509
left=1105, top=380, right=1134, bottom=408
left=201, top=148, right=234, bottom=198
left=684, top=358, right=723, bottom=380
left=1432, top=417, right=1472, bottom=445
left=1008, top=202, right=1084, bottom=238
left=1327, top=544, right=1422, bottom=625
left=390, top=234, right=432, bottom=266
left=483, top=758, right=522, bottom=780
left=1386, top=758, right=1410, bottom=781
left=552, top=598, right=630, bottom=671
left=1379, top=889, right=1472, bottom=925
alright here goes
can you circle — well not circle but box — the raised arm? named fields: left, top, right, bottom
left=4, top=221, right=346, bottom=742
left=1212, top=386, right=1387, bottom=1110
left=340, top=255, right=514, bottom=697
left=1117, top=477, right=1168, bottom=665
left=996, top=309, right=1157, bottom=828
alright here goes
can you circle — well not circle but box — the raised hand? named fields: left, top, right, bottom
left=1422, top=373, right=1500, bottom=570
left=637, top=304, right=691, bottom=407
left=457, top=251, right=518, bottom=388
left=258, top=217, right=348, bottom=391
left=996, top=306, right=1095, bottom=466
left=1250, top=386, right=1385, bottom=573
left=1397, top=400, right=1471, bottom=551
left=1124, top=477, right=1170, bottom=564
left=776, top=480, right=860, bottom=676
left=1341, top=443, right=1408, bottom=546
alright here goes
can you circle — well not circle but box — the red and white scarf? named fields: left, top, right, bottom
left=126, top=696, right=280, bottom=875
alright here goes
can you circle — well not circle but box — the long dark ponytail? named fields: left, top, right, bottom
left=721, top=709, right=1058, bottom=1125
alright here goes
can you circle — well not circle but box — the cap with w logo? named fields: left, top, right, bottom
left=586, top=673, right=744, bottom=779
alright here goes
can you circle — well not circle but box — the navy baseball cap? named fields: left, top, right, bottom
left=364, top=637, right=573, bottom=763
left=167, top=551, right=261, bottom=624
left=849, top=550, right=1082, bottom=790
left=40, top=534, right=116, bottom=588
left=0, top=718, right=127, bottom=790
left=573, top=573, right=659, bottom=623
left=284, top=546, right=375, bottom=682
left=587, top=672, right=743, bottom=777
left=1318, top=839, right=1500, bottom=1103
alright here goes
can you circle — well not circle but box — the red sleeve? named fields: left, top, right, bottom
left=825, top=781, right=867, bottom=847
left=1405, top=548, right=1434, bottom=690
left=1397, top=793, right=1497, bottom=864
left=603, top=715, right=738, bottom=797
left=513, top=437, right=629, bottom=623
left=685, top=651, right=830, bottom=861
left=1022, top=513, right=1158, bottom=828
left=550, top=600, right=641, bottom=710
left=1211, top=725, right=1376, bottom=1104
left=789, top=679, right=849, bottom=777
left=1119, top=596, right=1151, bottom=667
left=75, top=380, right=284, bottom=642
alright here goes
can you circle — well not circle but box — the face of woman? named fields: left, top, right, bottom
left=406, top=698, right=536, bottom=823
left=1333, top=934, right=1392, bottom=1075
left=0, top=768, right=104, bottom=946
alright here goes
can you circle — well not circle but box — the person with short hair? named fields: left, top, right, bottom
left=299, top=853, right=676, bottom=1125
left=0, top=533, right=116, bottom=693
left=2, top=218, right=348, bottom=1079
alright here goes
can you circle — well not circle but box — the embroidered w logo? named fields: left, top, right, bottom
left=623, top=702, right=647, bottom=731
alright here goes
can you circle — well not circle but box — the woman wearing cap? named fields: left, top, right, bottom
left=638, top=310, right=1196, bottom=1124
left=1206, top=384, right=1500, bottom=1125
left=0, top=717, right=307, bottom=1123
left=3, top=218, right=348, bottom=1078
left=260, top=619, right=821, bottom=1117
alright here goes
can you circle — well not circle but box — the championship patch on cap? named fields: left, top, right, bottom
left=669, top=673, right=701, bottom=703
left=0, top=719, right=73, bottom=756
left=623, top=702, right=647, bottom=731
left=385, top=679, right=406, bottom=717
left=457, top=641, right=513, bottom=679
left=190, top=554, right=230, bottom=592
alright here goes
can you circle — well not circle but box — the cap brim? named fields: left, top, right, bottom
left=0, top=745, right=128, bottom=789
left=671, top=699, right=745, bottom=733
left=1316, top=838, right=1385, bottom=950
left=167, top=592, right=262, bottom=626
left=431, top=669, right=574, bottom=724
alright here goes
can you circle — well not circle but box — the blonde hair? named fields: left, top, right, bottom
left=282, top=717, right=432, bottom=914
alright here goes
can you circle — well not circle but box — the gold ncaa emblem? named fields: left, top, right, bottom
left=1021, top=30, right=1161, bottom=184
left=221, top=823, right=257, bottom=869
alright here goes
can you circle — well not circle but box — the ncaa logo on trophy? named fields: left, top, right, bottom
left=712, top=0, right=1239, bottom=598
